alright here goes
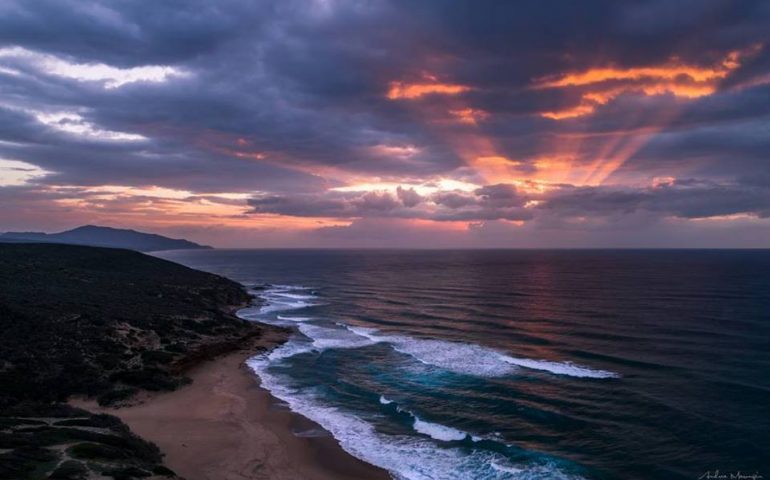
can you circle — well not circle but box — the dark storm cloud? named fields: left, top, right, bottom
left=0, top=105, right=329, bottom=193
left=0, top=0, right=468, bottom=181
left=0, top=0, right=269, bottom=66
left=247, top=177, right=770, bottom=223
left=1, top=0, right=769, bottom=242
left=248, top=190, right=408, bottom=218
left=541, top=179, right=770, bottom=220
left=247, top=183, right=533, bottom=221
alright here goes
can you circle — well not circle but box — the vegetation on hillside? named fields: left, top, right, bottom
left=0, top=244, right=271, bottom=480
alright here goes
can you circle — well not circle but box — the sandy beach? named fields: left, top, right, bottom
left=74, top=328, right=391, bottom=480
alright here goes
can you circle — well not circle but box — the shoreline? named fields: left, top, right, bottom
left=73, top=325, right=391, bottom=480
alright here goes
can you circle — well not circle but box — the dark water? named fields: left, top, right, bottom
left=157, top=249, right=770, bottom=480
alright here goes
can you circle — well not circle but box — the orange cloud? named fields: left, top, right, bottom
left=541, top=104, right=597, bottom=120
left=541, top=65, right=728, bottom=89
left=449, top=108, right=489, bottom=124
left=47, top=184, right=350, bottom=230
left=387, top=81, right=470, bottom=100
left=537, top=46, right=760, bottom=120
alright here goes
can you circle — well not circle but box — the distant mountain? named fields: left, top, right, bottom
left=0, top=225, right=211, bottom=252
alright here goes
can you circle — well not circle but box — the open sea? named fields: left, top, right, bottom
left=156, top=249, right=770, bottom=480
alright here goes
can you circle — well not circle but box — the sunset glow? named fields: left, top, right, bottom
left=1, top=1, right=769, bottom=247
left=3, top=7, right=769, bottom=480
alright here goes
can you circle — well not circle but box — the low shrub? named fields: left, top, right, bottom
left=97, top=387, right=139, bottom=406
left=67, top=442, right=129, bottom=461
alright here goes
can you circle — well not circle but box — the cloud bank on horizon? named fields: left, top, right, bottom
left=1, top=0, right=770, bottom=247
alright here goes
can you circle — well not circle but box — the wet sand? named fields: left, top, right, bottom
left=73, top=329, right=391, bottom=480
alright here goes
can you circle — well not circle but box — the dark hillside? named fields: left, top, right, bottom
left=0, top=243, right=254, bottom=407
left=0, top=244, right=276, bottom=480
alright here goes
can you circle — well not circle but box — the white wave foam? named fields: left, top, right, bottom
left=271, top=292, right=316, bottom=300
left=412, top=416, right=468, bottom=442
left=298, top=324, right=376, bottom=350
left=391, top=337, right=517, bottom=377
left=491, top=462, right=526, bottom=475
left=236, top=308, right=261, bottom=321
left=348, top=326, right=507, bottom=376
left=247, top=356, right=583, bottom=480
left=346, top=325, right=381, bottom=340
left=259, top=299, right=316, bottom=314
left=347, top=326, right=618, bottom=379
left=499, top=356, right=619, bottom=379
left=270, top=284, right=312, bottom=290
left=382, top=397, right=469, bottom=443
left=277, top=315, right=313, bottom=322
left=237, top=307, right=289, bottom=326
left=252, top=284, right=320, bottom=315
left=264, top=338, right=315, bottom=362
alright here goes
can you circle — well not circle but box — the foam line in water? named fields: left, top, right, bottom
left=270, top=284, right=313, bottom=290
left=297, top=324, right=377, bottom=350
left=379, top=395, right=394, bottom=405
left=271, top=292, right=316, bottom=300
left=259, top=299, right=317, bottom=314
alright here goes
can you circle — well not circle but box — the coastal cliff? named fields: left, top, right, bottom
left=0, top=244, right=285, bottom=480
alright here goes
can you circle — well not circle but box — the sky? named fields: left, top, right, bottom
left=1, top=0, right=770, bottom=248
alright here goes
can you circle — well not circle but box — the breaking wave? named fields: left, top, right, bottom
left=238, top=283, right=605, bottom=479
left=347, top=326, right=618, bottom=379
left=247, top=354, right=583, bottom=480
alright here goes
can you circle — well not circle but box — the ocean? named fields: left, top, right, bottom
left=156, top=249, right=770, bottom=480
